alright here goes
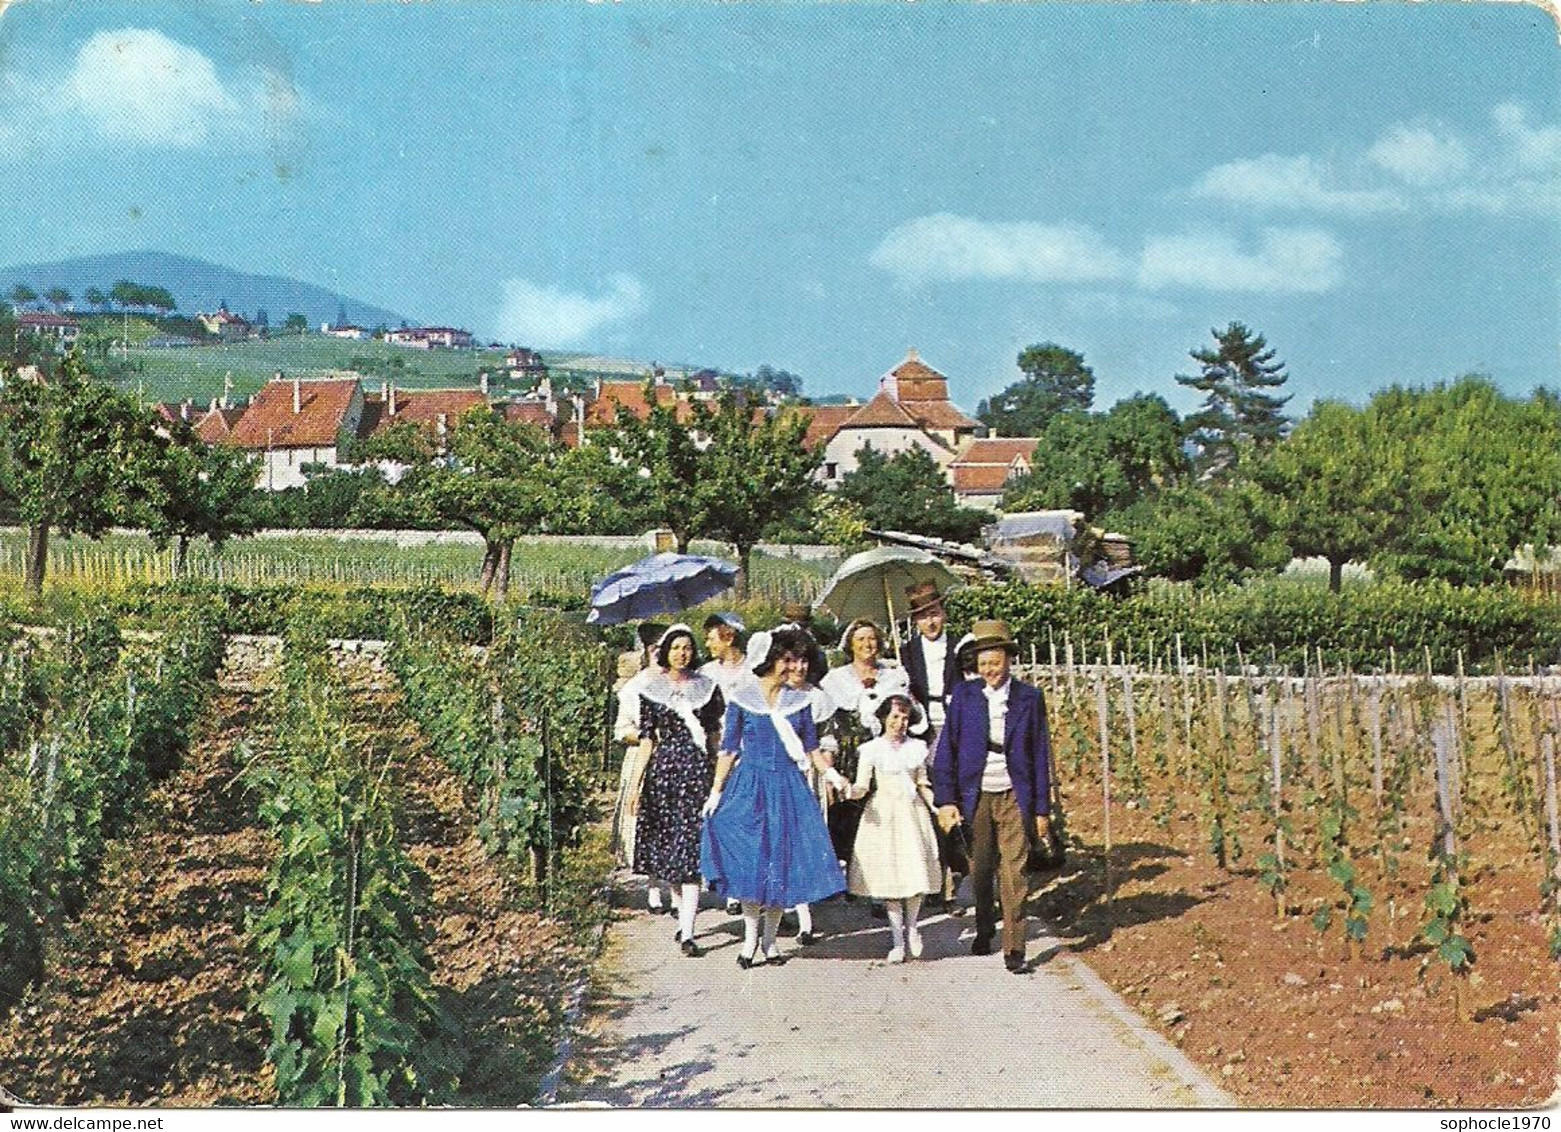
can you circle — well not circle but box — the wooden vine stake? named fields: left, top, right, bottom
left=1096, top=675, right=1113, bottom=926
left=1544, top=734, right=1560, bottom=914
left=1369, top=683, right=1384, bottom=806
left=1432, top=717, right=1465, bottom=1021
left=1270, top=692, right=1286, bottom=918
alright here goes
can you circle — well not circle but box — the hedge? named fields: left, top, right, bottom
left=942, top=579, right=1561, bottom=674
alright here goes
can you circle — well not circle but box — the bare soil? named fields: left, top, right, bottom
left=1032, top=792, right=1561, bottom=1108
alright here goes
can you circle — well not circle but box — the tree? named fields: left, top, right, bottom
left=43, top=287, right=71, bottom=311
left=369, top=410, right=607, bottom=598
left=836, top=444, right=988, bottom=544
left=141, top=423, right=260, bottom=574
left=607, top=391, right=710, bottom=553
left=696, top=395, right=821, bottom=597
left=283, top=312, right=309, bottom=335
left=1176, top=322, right=1290, bottom=476
left=109, top=279, right=177, bottom=314
left=9, top=284, right=36, bottom=308
left=977, top=342, right=1095, bottom=435
left=0, top=353, right=161, bottom=596
left=1252, top=399, right=1407, bottom=592
left=1003, top=394, right=1188, bottom=517
left=1105, top=475, right=1288, bottom=587
left=84, top=287, right=107, bottom=311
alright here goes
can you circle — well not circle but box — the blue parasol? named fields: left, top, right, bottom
left=586, top=552, right=740, bottom=625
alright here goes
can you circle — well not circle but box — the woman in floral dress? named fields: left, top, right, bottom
left=628, top=625, right=725, bottom=956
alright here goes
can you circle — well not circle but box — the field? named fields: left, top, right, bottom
left=1025, top=648, right=1561, bottom=1107
left=0, top=530, right=838, bottom=606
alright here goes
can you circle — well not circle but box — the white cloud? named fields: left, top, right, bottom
left=1192, top=153, right=1403, bottom=215
left=1492, top=102, right=1561, bottom=172
left=1138, top=228, right=1343, bottom=294
left=64, top=29, right=251, bottom=146
left=869, top=213, right=1131, bottom=287
left=1366, top=124, right=1471, bottom=185
left=495, top=274, right=648, bottom=347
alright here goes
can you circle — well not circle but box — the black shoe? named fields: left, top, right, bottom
left=673, top=929, right=682, bottom=941
left=737, top=951, right=757, bottom=969
left=797, top=931, right=819, bottom=946
left=971, top=934, right=993, bottom=956
left=725, top=899, right=742, bottom=915
left=681, top=939, right=702, bottom=958
left=1004, top=950, right=1028, bottom=973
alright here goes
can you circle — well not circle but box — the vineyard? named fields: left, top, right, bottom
left=1, top=579, right=1559, bottom=1108
left=0, top=605, right=615, bottom=1106
left=1025, top=637, right=1561, bottom=1107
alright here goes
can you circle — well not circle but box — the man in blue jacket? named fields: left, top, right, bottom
left=932, top=620, right=1052, bottom=973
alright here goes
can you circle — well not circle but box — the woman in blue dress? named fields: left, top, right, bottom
left=701, top=627, right=849, bottom=968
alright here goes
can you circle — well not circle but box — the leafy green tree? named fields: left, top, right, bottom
left=606, top=391, right=709, bottom=553
left=1252, top=399, right=1407, bottom=592
left=1104, top=472, right=1288, bottom=587
left=836, top=444, right=988, bottom=544
left=1003, top=394, right=1187, bottom=517
left=84, top=287, right=107, bottom=310
left=977, top=342, right=1095, bottom=435
left=44, top=287, right=71, bottom=310
left=283, top=312, right=309, bottom=335
left=0, top=353, right=162, bottom=596
left=8, top=284, right=37, bottom=308
left=141, top=422, right=260, bottom=574
left=109, top=280, right=177, bottom=314
left=1367, top=377, right=1561, bottom=586
left=697, top=395, right=821, bottom=597
left=1176, top=322, right=1291, bottom=476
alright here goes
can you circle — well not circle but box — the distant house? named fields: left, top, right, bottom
left=806, top=351, right=983, bottom=486
left=949, top=437, right=1040, bottom=511
left=321, top=323, right=369, bottom=340
left=196, top=304, right=253, bottom=342
left=504, top=347, right=547, bottom=383
left=195, top=403, right=245, bottom=445
left=385, top=326, right=474, bottom=349
left=227, top=374, right=366, bottom=490
left=359, top=384, right=488, bottom=448
left=15, top=312, right=80, bottom=353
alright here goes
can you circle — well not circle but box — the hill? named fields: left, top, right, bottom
left=0, top=250, right=407, bottom=331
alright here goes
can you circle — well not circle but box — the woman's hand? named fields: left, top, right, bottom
left=700, top=790, right=722, bottom=818
left=936, top=805, right=962, bottom=833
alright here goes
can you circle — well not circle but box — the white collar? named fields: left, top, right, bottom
left=639, top=670, right=719, bottom=710
left=981, top=677, right=1011, bottom=699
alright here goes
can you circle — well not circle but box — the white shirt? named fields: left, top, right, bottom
left=980, top=677, right=1012, bottom=792
left=613, top=666, right=659, bottom=743
left=919, top=632, right=949, bottom=725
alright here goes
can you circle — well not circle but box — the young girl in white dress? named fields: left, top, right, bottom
left=846, top=693, right=943, bottom=963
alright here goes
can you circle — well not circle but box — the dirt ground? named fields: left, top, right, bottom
left=1031, top=795, right=1561, bottom=1109
left=0, top=651, right=598, bottom=1108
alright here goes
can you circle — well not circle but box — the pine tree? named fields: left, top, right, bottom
left=1176, top=322, right=1291, bottom=476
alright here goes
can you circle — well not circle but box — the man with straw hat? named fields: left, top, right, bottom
left=931, top=620, right=1053, bottom=973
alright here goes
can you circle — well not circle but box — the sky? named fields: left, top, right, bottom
left=0, top=0, right=1557, bottom=414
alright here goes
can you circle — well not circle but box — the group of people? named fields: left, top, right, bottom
left=613, top=583, right=1054, bottom=974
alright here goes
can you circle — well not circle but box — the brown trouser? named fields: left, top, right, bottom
left=971, top=788, right=1029, bottom=954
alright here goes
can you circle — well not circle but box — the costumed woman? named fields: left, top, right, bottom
left=818, top=619, right=913, bottom=869
left=611, top=621, right=671, bottom=913
left=626, top=625, right=726, bottom=956
left=846, top=694, right=943, bottom=962
left=699, top=613, right=749, bottom=695
left=780, top=617, right=835, bottom=946
left=701, top=627, right=849, bottom=967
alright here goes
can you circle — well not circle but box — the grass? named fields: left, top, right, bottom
left=0, top=530, right=839, bottom=604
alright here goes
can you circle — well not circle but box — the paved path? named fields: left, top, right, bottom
left=565, top=887, right=1232, bottom=1108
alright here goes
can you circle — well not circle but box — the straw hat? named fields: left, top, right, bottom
left=905, top=581, right=944, bottom=619
left=958, top=619, right=1019, bottom=661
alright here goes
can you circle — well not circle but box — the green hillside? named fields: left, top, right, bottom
left=116, top=335, right=513, bottom=402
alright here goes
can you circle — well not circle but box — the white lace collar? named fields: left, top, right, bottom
left=639, top=670, right=719, bottom=711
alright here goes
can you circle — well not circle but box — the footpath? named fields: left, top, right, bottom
left=562, top=887, right=1233, bottom=1109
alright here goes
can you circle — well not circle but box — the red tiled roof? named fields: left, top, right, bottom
left=841, top=391, right=921, bottom=430
left=952, top=464, right=1020, bottom=493
left=16, top=312, right=79, bottom=328
left=888, top=356, right=948, bottom=387
left=229, top=377, right=360, bottom=449
left=784, top=404, right=858, bottom=450
left=375, top=389, right=486, bottom=429
left=196, top=407, right=243, bottom=444
left=503, top=401, right=559, bottom=430
left=902, top=399, right=981, bottom=431
left=954, top=438, right=1040, bottom=466
left=586, top=380, right=690, bottom=426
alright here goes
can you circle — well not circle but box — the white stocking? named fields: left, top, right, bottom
left=762, top=906, right=782, bottom=956
left=794, top=903, right=813, bottom=935
left=667, top=882, right=681, bottom=911
left=678, top=883, right=700, bottom=942
left=905, top=895, right=923, bottom=931
left=741, top=910, right=761, bottom=959
left=647, top=885, right=664, bottom=910
left=885, top=900, right=906, bottom=951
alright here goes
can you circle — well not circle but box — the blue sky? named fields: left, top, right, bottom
left=0, top=1, right=1557, bottom=413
